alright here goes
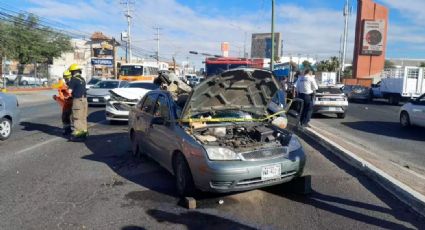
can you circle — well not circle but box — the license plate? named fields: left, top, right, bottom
left=92, top=98, right=99, bottom=102
left=261, top=164, right=281, bottom=181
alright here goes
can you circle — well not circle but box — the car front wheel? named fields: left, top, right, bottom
left=174, top=153, right=195, bottom=197
left=400, top=111, right=411, bottom=128
left=0, top=118, right=12, bottom=140
left=337, top=113, right=346, bottom=119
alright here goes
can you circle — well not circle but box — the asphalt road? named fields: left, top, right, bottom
left=0, top=101, right=424, bottom=229
left=311, top=100, right=425, bottom=176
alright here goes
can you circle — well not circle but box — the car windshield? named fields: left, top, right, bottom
left=125, top=82, right=157, bottom=90
left=88, top=78, right=101, bottom=85
left=317, top=87, right=343, bottom=94
left=92, top=81, right=119, bottom=89
left=190, top=109, right=262, bottom=121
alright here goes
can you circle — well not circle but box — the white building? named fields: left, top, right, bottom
left=278, top=56, right=317, bottom=65
left=49, top=39, right=92, bottom=80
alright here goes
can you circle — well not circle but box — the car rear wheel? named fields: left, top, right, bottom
left=21, top=81, right=28, bottom=86
left=174, top=153, right=195, bottom=197
left=337, top=113, right=346, bottom=119
left=400, top=111, right=411, bottom=128
left=0, top=118, right=12, bottom=140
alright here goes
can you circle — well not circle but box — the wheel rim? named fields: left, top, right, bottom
left=0, top=120, right=11, bottom=137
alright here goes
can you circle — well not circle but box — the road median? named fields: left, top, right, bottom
left=302, top=125, right=425, bottom=218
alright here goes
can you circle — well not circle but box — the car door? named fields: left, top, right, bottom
left=137, top=93, right=158, bottom=155
left=411, top=95, right=425, bottom=127
left=285, top=98, right=304, bottom=131
left=147, top=94, right=175, bottom=167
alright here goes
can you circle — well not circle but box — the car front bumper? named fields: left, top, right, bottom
left=105, top=101, right=135, bottom=121
left=190, top=148, right=306, bottom=193
left=87, top=96, right=108, bottom=105
left=314, top=105, right=347, bottom=114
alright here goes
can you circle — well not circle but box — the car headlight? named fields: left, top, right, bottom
left=288, top=136, right=302, bottom=152
left=204, top=146, right=241, bottom=161
left=104, top=95, right=110, bottom=100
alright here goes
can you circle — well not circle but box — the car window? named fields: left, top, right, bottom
left=119, top=81, right=129, bottom=87
left=93, top=81, right=119, bottom=89
left=153, top=95, right=170, bottom=119
left=141, top=94, right=157, bottom=114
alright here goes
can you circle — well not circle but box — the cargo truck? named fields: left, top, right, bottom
left=371, top=67, right=425, bottom=105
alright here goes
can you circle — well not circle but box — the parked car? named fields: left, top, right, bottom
left=400, top=93, right=425, bottom=128
left=0, top=93, right=20, bottom=140
left=128, top=68, right=306, bottom=196
left=106, top=81, right=158, bottom=122
left=342, top=85, right=372, bottom=103
left=86, top=77, right=103, bottom=89
left=2, top=73, right=18, bottom=84
left=86, top=80, right=128, bottom=105
left=20, top=75, right=48, bottom=86
left=314, top=85, right=348, bottom=118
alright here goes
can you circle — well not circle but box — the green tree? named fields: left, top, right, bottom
left=302, top=60, right=312, bottom=70
left=0, top=14, right=72, bottom=81
left=316, top=56, right=340, bottom=72
left=420, top=62, right=425, bottom=67
left=384, top=60, right=395, bottom=69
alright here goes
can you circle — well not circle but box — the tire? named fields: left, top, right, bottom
left=400, top=111, right=411, bottom=128
left=0, top=118, right=12, bottom=140
left=21, top=81, right=28, bottom=86
left=389, top=95, right=400, bottom=105
left=173, top=153, right=195, bottom=197
left=130, top=131, right=142, bottom=158
left=337, top=113, right=346, bottom=119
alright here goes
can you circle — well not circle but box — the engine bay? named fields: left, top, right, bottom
left=192, top=123, right=292, bottom=152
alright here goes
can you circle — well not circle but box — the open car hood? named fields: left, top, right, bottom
left=110, top=88, right=151, bottom=100
left=181, top=68, right=279, bottom=119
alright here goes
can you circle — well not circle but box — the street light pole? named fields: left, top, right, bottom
left=270, top=0, right=275, bottom=71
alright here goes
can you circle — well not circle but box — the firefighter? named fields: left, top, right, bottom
left=52, top=70, right=73, bottom=135
left=67, top=64, right=88, bottom=141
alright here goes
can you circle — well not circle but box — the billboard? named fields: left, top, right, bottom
left=251, top=33, right=281, bottom=59
left=361, top=20, right=385, bottom=56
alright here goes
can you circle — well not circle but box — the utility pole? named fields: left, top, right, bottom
left=153, top=27, right=162, bottom=67
left=270, top=0, right=275, bottom=71
left=342, top=0, right=351, bottom=75
left=121, top=0, right=134, bottom=63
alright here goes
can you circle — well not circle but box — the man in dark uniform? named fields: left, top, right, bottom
left=67, top=64, right=88, bottom=141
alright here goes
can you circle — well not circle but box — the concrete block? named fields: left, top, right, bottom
left=184, top=197, right=197, bottom=209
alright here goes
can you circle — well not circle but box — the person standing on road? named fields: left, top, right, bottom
left=295, top=69, right=318, bottom=127
left=52, top=70, right=73, bottom=136
left=67, top=64, right=88, bottom=141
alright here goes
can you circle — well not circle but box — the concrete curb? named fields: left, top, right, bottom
left=302, top=126, right=425, bottom=218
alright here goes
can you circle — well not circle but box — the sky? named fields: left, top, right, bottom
left=1, top=0, right=424, bottom=67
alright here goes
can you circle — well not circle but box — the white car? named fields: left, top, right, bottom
left=105, top=82, right=158, bottom=122
left=400, top=93, right=425, bottom=128
left=86, top=80, right=128, bottom=105
left=313, top=86, right=349, bottom=119
left=20, top=75, right=48, bottom=86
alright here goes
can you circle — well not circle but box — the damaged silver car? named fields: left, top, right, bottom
left=128, top=68, right=306, bottom=196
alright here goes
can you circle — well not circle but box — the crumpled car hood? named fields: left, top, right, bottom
left=110, top=88, right=151, bottom=100
left=181, top=68, right=279, bottom=119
